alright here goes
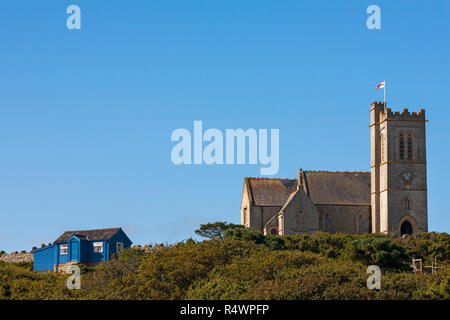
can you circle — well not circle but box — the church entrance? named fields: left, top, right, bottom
left=400, top=220, right=413, bottom=236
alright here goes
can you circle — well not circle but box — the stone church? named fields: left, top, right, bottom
left=240, top=102, right=428, bottom=236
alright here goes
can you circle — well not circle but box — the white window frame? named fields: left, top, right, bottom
left=116, top=242, right=124, bottom=253
left=93, top=242, right=103, bottom=253
left=60, top=244, right=68, bottom=255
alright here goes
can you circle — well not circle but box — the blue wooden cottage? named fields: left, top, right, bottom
left=32, top=227, right=132, bottom=272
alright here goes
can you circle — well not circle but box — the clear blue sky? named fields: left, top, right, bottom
left=1, top=1, right=449, bottom=252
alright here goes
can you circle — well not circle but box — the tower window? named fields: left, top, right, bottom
left=399, top=134, right=405, bottom=160
left=407, top=134, right=413, bottom=160
left=404, top=198, right=411, bottom=210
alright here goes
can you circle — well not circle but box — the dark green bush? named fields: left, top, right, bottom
left=224, top=227, right=266, bottom=244
left=345, top=237, right=410, bottom=269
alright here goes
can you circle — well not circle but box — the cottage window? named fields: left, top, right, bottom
left=60, top=244, right=68, bottom=255
left=93, top=242, right=103, bottom=253
left=117, top=242, right=124, bottom=253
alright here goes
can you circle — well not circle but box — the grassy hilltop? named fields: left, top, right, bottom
left=0, top=223, right=449, bottom=300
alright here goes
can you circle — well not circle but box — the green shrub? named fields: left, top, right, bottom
left=0, top=231, right=448, bottom=300
left=224, top=227, right=266, bottom=244
left=345, top=237, right=410, bottom=269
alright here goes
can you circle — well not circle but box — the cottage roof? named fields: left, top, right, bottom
left=54, top=228, right=122, bottom=244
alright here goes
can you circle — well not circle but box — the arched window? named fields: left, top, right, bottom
left=321, top=214, right=332, bottom=233
left=399, top=134, right=405, bottom=160
left=407, top=134, right=413, bottom=160
left=356, top=214, right=367, bottom=234
left=296, top=211, right=306, bottom=232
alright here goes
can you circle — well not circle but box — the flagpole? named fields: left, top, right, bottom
left=384, top=81, right=386, bottom=108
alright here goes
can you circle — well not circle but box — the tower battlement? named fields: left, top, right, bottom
left=370, top=101, right=426, bottom=123
left=370, top=101, right=386, bottom=110
left=381, top=107, right=426, bottom=122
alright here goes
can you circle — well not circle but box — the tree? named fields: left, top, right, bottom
left=195, top=222, right=244, bottom=239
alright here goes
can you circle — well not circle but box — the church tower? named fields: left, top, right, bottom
left=370, top=102, right=428, bottom=236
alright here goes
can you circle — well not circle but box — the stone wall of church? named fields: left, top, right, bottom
left=240, top=181, right=282, bottom=232
left=248, top=205, right=282, bottom=233
left=279, top=190, right=320, bottom=235
left=240, top=182, right=251, bottom=227
left=387, top=190, right=428, bottom=234
left=315, top=205, right=371, bottom=234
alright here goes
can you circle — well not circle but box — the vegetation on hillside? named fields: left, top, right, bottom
left=0, top=223, right=449, bottom=300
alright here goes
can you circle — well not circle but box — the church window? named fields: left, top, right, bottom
left=321, top=214, right=332, bottom=233
left=296, top=211, right=306, bottom=231
left=399, top=134, right=405, bottom=160
left=243, top=207, right=248, bottom=225
left=407, top=134, right=413, bottom=160
left=356, top=214, right=367, bottom=234
left=270, top=228, right=277, bottom=235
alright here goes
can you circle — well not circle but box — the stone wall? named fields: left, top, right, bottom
left=316, top=204, right=371, bottom=234
left=132, top=244, right=167, bottom=253
left=0, top=252, right=33, bottom=263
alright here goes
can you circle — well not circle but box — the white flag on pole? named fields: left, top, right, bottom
left=375, top=81, right=385, bottom=89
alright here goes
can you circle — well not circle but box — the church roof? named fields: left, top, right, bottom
left=246, top=178, right=297, bottom=206
left=245, top=170, right=370, bottom=207
left=302, top=171, right=370, bottom=206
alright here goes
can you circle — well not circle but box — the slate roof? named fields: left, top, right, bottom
left=246, top=178, right=298, bottom=206
left=303, top=171, right=370, bottom=206
left=245, top=170, right=370, bottom=207
left=54, top=227, right=121, bottom=244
